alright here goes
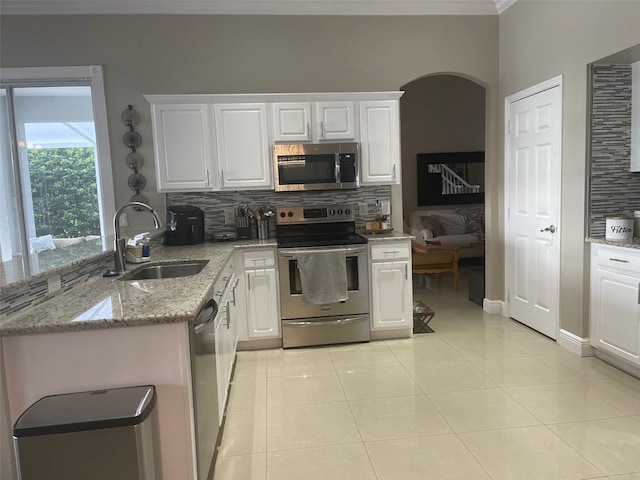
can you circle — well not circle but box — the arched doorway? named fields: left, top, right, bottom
left=400, top=74, right=486, bottom=216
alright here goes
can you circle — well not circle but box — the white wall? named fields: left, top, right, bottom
left=499, top=0, right=640, bottom=336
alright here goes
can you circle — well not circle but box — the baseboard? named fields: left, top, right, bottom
left=594, top=348, right=640, bottom=380
left=237, top=338, right=282, bottom=351
left=483, top=299, right=505, bottom=315
left=557, top=329, right=595, bottom=357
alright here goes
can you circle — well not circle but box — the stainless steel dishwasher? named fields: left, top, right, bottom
left=191, top=297, right=219, bottom=480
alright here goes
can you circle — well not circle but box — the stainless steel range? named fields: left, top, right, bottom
left=276, top=205, right=370, bottom=349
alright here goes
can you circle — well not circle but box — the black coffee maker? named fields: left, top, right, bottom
left=165, top=206, right=205, bottom=246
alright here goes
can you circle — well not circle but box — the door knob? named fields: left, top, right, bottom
left=540, top=225, right=556, bottom=233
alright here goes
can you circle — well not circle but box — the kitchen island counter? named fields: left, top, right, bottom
left=0, top=239, right=276, bottom=336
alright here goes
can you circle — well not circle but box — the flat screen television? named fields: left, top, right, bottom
left=417, top=151, right=485, bottom=206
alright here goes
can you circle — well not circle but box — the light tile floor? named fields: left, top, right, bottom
left=214, top=269, right=640, bottom=480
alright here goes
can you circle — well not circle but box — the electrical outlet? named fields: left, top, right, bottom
left=380, top=200, right=391, bottom=216
left=47, top=275, right=61, bottom=295
left=358, top=202, right=368, bottom=216
left=224, top=208, right=236, bottom=224
left=119, top=213, right=128, bottom=227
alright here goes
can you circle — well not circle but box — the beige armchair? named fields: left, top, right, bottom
left=411, top=239, right=460, bottom=291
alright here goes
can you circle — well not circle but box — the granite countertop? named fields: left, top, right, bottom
left=359, top=231, right=413, bottom=242
left=0, top=234, right=412, bottom=337
left=586, top=236, right=640, bottom=250
left=0, top=239, right=276, bottom=336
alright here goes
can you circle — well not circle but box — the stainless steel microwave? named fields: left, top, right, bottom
left=273, top=143, right=359, bottom=192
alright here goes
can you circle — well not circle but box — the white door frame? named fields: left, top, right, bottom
left=503, top=75, right=563, bottom=332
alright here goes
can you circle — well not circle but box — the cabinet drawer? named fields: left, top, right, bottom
left=597, top=247, right=640, bottom=273
left=244, top=250, right=276, bottom=268
left=370, top=242, right=410, bottom=261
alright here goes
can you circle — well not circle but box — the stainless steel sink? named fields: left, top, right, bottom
left=119, top=260, right=209, bottom=281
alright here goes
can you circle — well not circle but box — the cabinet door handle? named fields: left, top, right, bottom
left=405, top=264, right=408, bottom=280
left=206, top=169, right=210, bottom=187
left=225, top=300, right=230, bottom=329
left=247, top=273, right=251, bottom=290
left=232, top=277, right=240, bottom=306
left=306, top=122, right=311, bottom=140
left=321, top=120, right=325, bottom=139
left=609, top=258, right=630, bottom=263
left=392, top=164, right=397, bottom=181
left=220, top=170, right=224, bottom=187
left=638, top=284, right=640, bottom=305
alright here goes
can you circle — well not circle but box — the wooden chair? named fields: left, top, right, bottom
left=410, top=239, right=460, bottom=291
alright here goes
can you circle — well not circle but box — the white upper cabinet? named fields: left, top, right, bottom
left=359, top=100, right=401, bottom=185
left=149, top=103, right=215, bottom=192
left=272, top=101, right=357, bottom=142
left=316, top=101, right=357, bottom=141
left=146, top=92, right=402, bottom=192
left=214, top=103, right=272, bottom=190
left=272, top=103, right=313, bottom=142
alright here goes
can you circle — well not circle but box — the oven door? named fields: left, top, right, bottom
left=278, top=245, right=369, bottom=320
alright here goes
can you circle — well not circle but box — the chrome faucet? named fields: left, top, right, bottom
left=112, top=202, right=164, bottom=273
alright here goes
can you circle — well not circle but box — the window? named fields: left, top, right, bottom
left=0, top=66, right=115, bottom=275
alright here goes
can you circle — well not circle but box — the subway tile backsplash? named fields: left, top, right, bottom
left=589, top=64, right=636, bottom=236
left=167, top=186, right=391, bottom=239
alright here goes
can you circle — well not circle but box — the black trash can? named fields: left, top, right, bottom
left=13, top=385, right=159, bottom=480
left=468, top=268, right=485, bottom=306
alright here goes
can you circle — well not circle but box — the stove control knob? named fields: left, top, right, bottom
left=329, top=209, right=335, bottom=216
left=280, top=212, right=286, bottom=218
left=288, top=211, right=294, bottom=217
left=338, top=209, right=343, bottom=215
left=345, top=208, right=351, bottom=215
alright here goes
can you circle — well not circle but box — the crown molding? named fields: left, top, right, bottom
left=495, top=0, right=517, bottom=13
left=0, top=0, right=501, bottom=16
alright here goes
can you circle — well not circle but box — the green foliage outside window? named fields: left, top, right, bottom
left=27, top=147, right=100, bottom=238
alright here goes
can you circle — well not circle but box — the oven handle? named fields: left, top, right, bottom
left=283, top=315, right=369, bottom=327
left=278, top=245, right=367, bottom=256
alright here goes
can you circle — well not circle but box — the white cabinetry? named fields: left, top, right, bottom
left=369, top=241, right=413, bottom=330
left=590, top=243, right=640, bottom=366
left=272, top=101, right=356, bottom=142
left=272, top=102, right=313, bottom=142
left=242, top=249, right=281, bottom=339
left=149, top=103, right=215, bottom=192
left=359, top=100, right=401, bottom=185
left=213, top=258, right=239, bottom=422
left=214, top=103, right=272, bottom=190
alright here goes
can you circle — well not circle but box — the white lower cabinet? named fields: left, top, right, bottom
left=238, top=249, right=281, bottom=340
left=590, top=243, right=640, bottom=366
left=370, top=241, right=413, bottom=330
left=213, top=259, right=239, bottom=422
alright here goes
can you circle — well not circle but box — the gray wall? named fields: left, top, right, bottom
left=0, top=13, right=500, bottom=283
left=499, top=0, right=640, bottom=337
left=400, top=74, right=486, bottom=215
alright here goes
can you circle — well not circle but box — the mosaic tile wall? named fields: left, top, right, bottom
left=0, top=253, right=113, bottom=319
left=167, top=186, right=392, bottom=239
left=589, top=64, right=636, bottom=236
left=2, top=188, right=390, bottom=319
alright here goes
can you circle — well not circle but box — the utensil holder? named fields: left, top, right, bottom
left=237, top=216, right=251, bottom=239
left=256, top=219, right=269, bottom=240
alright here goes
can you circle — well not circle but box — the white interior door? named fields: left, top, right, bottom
left=505, top=78, right=562, bottom=339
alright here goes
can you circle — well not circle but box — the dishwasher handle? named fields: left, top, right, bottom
left=194, top=298, right=217, bottom=333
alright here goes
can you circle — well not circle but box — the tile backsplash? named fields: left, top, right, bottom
left=167, top=186, right=391, bottom=239
left=589, top=64, right=635, bottom=236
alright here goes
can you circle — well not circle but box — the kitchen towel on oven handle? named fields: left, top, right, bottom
left=296, top=250, right=348, bottom=305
